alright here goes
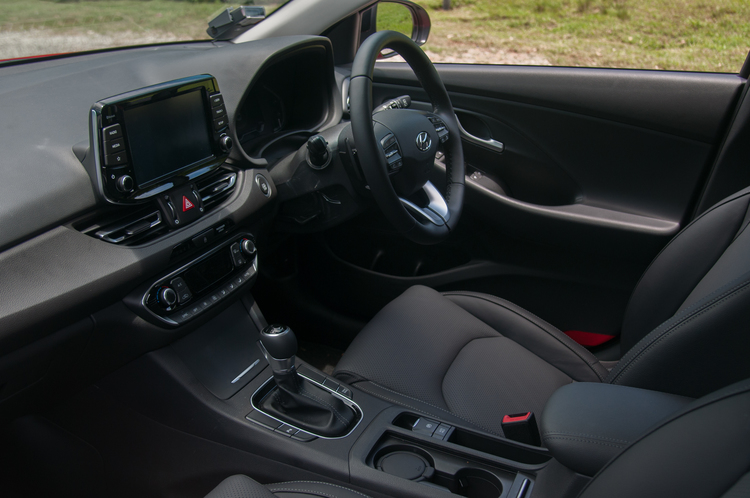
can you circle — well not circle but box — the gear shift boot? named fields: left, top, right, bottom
left=257, top=324, right=358, bottom=437
left=259, top=370, right=357, bottom=437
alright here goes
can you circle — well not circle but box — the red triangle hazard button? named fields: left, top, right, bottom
left=183, top=196, right=195, bottom=212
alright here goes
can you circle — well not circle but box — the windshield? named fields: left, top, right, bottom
left=1, top=0, right=288, bottom=60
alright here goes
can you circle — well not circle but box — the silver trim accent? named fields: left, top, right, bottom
left=231, top=359, right=261, bottom=384
left=255, top=174, right=272, bottom=197
left=320, top=193, right=341, bottom=205
left=250, top=373, right=364, bottom=440
left=198, top=172, right=237, bottom=203
left=415, top=131, right=432, bottom=152
left=341, top=77, right=350, bottom=115
left=399, top=181, right=450, bottom=226
left=516, top=479, right=530, bottom=498
left=456, top=114, right=505, bottom=153
left=95, top=210, right=162, bottom=244
left=258, top=340, right=297, bottom=375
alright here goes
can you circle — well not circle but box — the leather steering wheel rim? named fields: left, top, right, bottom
left=349, top=30, right=464, bottom=245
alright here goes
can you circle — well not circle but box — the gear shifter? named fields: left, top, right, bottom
left=258, top=324, right=357, bottom=437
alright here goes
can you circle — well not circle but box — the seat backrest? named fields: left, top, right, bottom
left=577, top=378, right=750, bottom=498
left=608, top=187, right=750, bottom=397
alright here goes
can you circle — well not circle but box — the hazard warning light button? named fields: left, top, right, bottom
left=157, top=183, right=204, bottom=228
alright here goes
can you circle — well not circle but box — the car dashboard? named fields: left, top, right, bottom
left=0, top=35, right=341, bottom=397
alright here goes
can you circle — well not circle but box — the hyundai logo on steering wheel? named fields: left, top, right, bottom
left=415, top=131, right=432, bottom=152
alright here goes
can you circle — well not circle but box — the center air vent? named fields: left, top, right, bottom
left=76, top=167, right=238, bottom=245
left=196, top=166, right=238, bottom=211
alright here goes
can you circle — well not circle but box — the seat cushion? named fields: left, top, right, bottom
left=206, top=475, right=372, bottom=498
left=334, top=286, right=606, bottom=437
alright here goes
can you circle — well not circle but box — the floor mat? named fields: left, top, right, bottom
left=297, top=341, right=344, bottom=375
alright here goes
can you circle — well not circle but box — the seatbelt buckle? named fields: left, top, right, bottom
left=501, top=412, right=541, bottom=446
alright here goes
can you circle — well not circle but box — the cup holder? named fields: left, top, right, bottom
left=450, top=468, right=503, bottom=498
left=374, top=444, right=435, bottom=482
left=373, top=444, right=504, bottom=498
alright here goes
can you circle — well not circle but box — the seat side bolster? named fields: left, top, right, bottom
left=444, top=292, right=608, bottom=382
left=607, top=271, right=750, bottom=397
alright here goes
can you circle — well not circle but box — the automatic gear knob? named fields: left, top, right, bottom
left=259, top=324, right=297, bottom=375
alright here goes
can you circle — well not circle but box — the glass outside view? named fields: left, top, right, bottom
left=1, top=0, right=748, bottom=72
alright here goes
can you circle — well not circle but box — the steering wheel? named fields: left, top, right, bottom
left=349, top=30, right=464, bottom=245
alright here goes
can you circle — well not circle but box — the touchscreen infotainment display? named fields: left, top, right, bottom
left=123, top=89, right=213, bottom=186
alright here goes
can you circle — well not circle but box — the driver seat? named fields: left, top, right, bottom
left=333, top=187, right=750, bottom=437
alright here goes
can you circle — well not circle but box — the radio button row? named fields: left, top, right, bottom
left=104, top=150, right=128, bottom=167
left=213, top=116, right=228, bottom=131
left=103, top=124, right=122, bottom=140
left=104, top=138, right=125, bottom=155
left=209, top=94, right=224, bottom=108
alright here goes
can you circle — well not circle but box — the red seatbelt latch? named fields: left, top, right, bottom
left=501, top=412, right=540, bottom=446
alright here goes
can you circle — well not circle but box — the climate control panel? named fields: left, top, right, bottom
left=141, top=233, right=258, bottom=326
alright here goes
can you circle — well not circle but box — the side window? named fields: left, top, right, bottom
left=409, top=0, right=748, bottom=72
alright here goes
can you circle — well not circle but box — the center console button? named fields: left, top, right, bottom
left=322, top=378, right=340, bottom=391
left=412, top=417, right=440, bottom=437
left=192, top=229, right=216, bottom=248
left=336, top=385, right=353, bottom=399
left=276, top=424, right=299, bottom=437
left=432, top=424, right=452, bottom=440
left=170, top=277, right=192, bottom=303
left=172, top=308, right=194, bottom=323
left=230, top=242, right=246, bottom=267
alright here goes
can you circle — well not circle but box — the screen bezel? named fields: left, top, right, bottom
left=94, top=75, right=228, bottom=204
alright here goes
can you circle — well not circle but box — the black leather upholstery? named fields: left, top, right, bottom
left=540, top=383, right=692, bottom=476
left=205, top=476, right=371, bottom=498
left=335, top=285, right=605, bottom=436
left=577, top=378, right=750, bottom=498
left=206, top=380, right=750, bottom=498
left=335, top=187, right=750, bottom=436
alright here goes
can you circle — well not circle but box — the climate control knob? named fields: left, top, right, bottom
left=156, top=286, right=177, bottom=309
left=241, top=238, right=256, bottom=257
left=116, top=175, right=134, bottom=193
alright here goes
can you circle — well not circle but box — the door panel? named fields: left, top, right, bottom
left=372, top=65, right=742, bottom=251
left=353, top=64, right=741, bottom=340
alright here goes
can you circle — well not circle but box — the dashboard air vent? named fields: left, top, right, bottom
left=75, top=204, right=167, bottom=245
left=196, top=166, right=237, bottom=211
left=94, top=209, right=164, bottom=244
